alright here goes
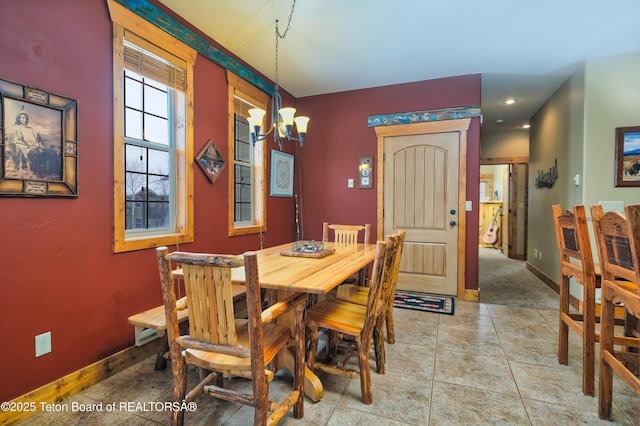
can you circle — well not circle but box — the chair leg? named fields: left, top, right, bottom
left=598, top=293, right=615, bottom=420
left=326, top=330, right=339, bottom=362
left=385, top=307, right=395, bottom=344
left=583, top=277, right=596, bottom=396
left=171, top=357, right=187, bottom=426
left=373, top=316, right=386, bottom=374
left=357, top=338, right=373, bottom=404
left=307, top=325, right=319, bottom=369
left=558, top=275, right=570, bottom=366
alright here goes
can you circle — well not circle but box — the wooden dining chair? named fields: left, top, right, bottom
left=552, top=204, right=601, bottom=395
left=335, top=230, right=406, bottom=344
left=591, top=205, right=640, bottom=420
left=323, top=222, right=371, bottom=245
left=156, top=247, right=308, bottom=426
left=323, top=222, right=371, bottom=285
left=306, top=234, right=400, bottom=404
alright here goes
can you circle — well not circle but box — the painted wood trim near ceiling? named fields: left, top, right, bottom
left=368, top=106, right=480, bottom=127
left=112, top=0, right=274, bottom=96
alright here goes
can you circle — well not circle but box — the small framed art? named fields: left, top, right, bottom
left=195, top=139, right=225, bottom=184
left=614, top=126, right=640, bottom=187
left=270, top=150, right=294, bottom=197
left=357, top=156, right=373, bottom=189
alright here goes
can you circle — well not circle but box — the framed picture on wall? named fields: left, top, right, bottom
left=0, top=78, right=78, bottom=197
left=270, top=150, right=294, bottom=197
left=195, top=138, right=225, bottom=184
left=614, top=126, right=640, bottom=187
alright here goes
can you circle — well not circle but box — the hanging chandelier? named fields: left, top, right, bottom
left=247, top=1, right=309, bottom=150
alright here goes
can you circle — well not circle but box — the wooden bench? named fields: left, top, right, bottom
left=128, top=284, right=247, bottom=370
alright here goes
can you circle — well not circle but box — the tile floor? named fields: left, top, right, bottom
left=20, top=300, right=639, bottom=425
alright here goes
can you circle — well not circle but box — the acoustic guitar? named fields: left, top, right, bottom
left=482, top=206, right=502, bottom=245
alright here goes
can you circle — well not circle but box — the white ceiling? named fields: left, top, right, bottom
left=158, top=0, right=640, bottom=134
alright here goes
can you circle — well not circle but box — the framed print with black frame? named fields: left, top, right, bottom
left=0, top=78, right=78, bottom=197
left=270, top=150, right=294, bottom=197
left=615, top=126, right=640, bottom=187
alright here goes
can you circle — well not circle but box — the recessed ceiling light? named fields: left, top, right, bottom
left=495, top=119, right=504, bottom=124
left=503, top=98, right=518, bottom=105
left=522, top=124, right=530, bottom=129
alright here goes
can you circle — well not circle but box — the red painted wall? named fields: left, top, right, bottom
left=0, top=0, right=297, bottom=402
left=0, top=0, right=480, bottom=402
left=296, top=77, right=481, bottom=292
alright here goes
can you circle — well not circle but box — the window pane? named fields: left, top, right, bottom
left=235, top=203, right=251, bottom=222
left=144, top=114, right=168, bottom=145
left=148, top=174, right=169, bottom=198
left=126, top=144, right=147, bottom=172
left=125, top=171, right=146, bottom=200
left=125, top=108, right=143, bottom=139
left=148, top=202, right=169, bottom=228
left=235, top=115, right=251, bottom=162
left=148, top=148, right=168, bottom=172
left=144, top=84, right=168, bottom=118
left=125, top=77, right=142, bottom=110
left=126, top=200, right=147, bottom=229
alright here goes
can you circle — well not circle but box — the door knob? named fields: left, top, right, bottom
left=449, top=220, right=456, bottom=227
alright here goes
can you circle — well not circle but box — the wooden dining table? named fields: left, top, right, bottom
left=173, top=241, right=377, bottom=402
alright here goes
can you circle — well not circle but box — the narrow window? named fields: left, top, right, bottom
left=109, top=2, right=195, bottom=252
left=227, top=73, right=268, bottom=236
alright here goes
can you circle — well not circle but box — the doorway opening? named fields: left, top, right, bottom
left=479, top=158, right=528, bottom=260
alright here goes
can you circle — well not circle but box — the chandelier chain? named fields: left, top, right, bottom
left=274, top=0, right=296, bottom=90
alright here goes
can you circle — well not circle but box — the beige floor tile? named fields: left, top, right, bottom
left=434, top=348, right=519, bottom=396
left=429, top=380, right=530, bottom=425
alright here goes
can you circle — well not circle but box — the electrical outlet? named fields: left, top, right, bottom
left=35, top=332, right=51, bottom=357
left=533, top=249, right=538, bottom=260
left=539, top=251, right=543, bottom=261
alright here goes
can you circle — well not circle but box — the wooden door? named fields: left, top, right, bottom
left=376, top=120, right=469, bottom=297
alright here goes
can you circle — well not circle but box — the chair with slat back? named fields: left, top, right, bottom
left=591, top=205, right=640, bottom=420
left=323, top=222, right=371, bottom=285
left=335, top=230, right=406, bottom=345
left=156, top=247, right=308, bottom=426
left=323, top=222, right=371, bottom=245
left=552, top=204, right=601, bottom=395
left=306, top=234, right=400, bottom=404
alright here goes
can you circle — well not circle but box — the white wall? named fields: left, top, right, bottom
left=583, top=51, right=640, bottom=208
left=529, top=50, right=640, bottom=301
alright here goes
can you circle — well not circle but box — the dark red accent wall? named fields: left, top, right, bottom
left=296, top=77, right=481, bottom=293
left=0, top=0, right=297, bottom=402
left=0, top=0, right=480, bottom=402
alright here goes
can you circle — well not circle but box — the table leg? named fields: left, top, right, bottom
left=273, top=289, right=324, bottom=402
left=279, top=347, right=324, bottom=402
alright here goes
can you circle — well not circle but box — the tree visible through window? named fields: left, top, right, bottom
left=124, top=69, right=172, bottom=231
left=109, top=3, right=195, bottom=252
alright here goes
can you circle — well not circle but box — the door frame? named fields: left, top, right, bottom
left=480, top=156, right=529, bottom=260
left=374, top=119, right=471, bottom=299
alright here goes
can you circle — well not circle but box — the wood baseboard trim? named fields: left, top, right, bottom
left=527, top=263, right=583, bottom=310
left=464, top=289, right=480, bottom=302
left=0, top=340, right=159, bottom=425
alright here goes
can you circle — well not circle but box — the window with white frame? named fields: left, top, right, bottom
left=227, top=72, right=268, bottom=236
left=109, top=2, right=195, bottom=252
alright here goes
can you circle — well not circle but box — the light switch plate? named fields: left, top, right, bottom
left=465, top=201, right=472, bottom=211
left=347, top=179, right=354, bottom=188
